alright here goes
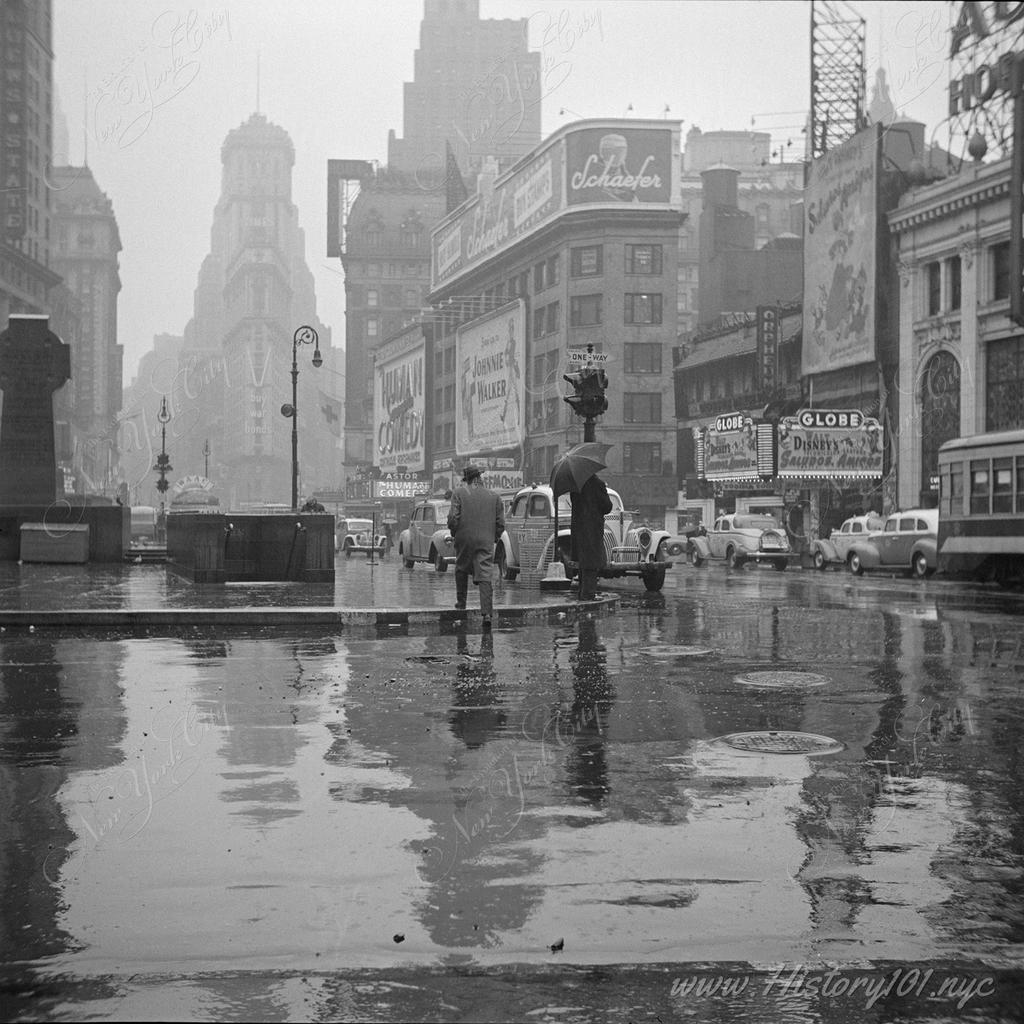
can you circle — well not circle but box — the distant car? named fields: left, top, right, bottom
left=398, top=498, right=456, bottom=571
left=688, top=512, right=794, bottom=570
left=810, top=512, right=885, bottom=570
left=845, top=508, right=939, bottom=578
left=130, top=505, right=157, bottom=544
left=336, top=517, right=387, bottom=558
left=496, top=483, right=672, bottom=591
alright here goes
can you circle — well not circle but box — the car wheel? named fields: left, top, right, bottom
left=400, top=545, right=414, bottom=569
left=912, top=551, right=930, bottom=579
left=773, top=560, right=787, bottom=571
left=433, top=549, right=448, bottom=572
left=848, top=552, right=864, bottom=576
left=689, top=546, right=704, bottom=568
left=727, top=547, right=744, bottom=569
left=643, top=566, right=667, bottom=591
left=813, top=549, right=826, bottom=571
left=496, top=546, right=513, bottom=581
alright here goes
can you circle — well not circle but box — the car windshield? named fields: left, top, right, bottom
left=738, top=515, right=780, bottom=530
left=347, top=520, right=373, bottom=531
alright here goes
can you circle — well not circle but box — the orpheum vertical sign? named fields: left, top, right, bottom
left=756, top=306, right=779, bottom=396
left=1, top=1, right=27, bottom=242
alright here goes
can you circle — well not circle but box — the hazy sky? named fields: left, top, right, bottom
left=53, top=1, right=953, bottom=380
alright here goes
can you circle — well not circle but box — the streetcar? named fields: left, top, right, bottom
left=937, top=429, right=1024, bottom=587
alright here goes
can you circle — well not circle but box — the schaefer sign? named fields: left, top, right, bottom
left=430, top=119, right=680, bottom=291
left=456, top=301, right=525, bottom=457
left=565, top=126, right=673, bottom=206
left=777, top=410, right=883, bottom=478
left=374, top=328, right=426, bottom=473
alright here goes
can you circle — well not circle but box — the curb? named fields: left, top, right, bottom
left=0, top=595, right=618, bottom=630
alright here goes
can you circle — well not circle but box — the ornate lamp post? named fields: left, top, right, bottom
left=280, top=325, right=322, bottom=510
left=154, top=396, right=172, bottom=542
left=203, top=438, right=210, bottom=479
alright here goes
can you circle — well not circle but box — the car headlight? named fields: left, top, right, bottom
left=637, top=528, right=652, bottom=550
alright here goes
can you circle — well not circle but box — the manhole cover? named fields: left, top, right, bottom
left=734, top=670, right=829, bottom=689
left=639, top=645, right=714, bottom=658
left=718, top=731, right=843, bottom=755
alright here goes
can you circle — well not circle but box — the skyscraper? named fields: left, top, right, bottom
left=332, top=0, right=541, bottom=492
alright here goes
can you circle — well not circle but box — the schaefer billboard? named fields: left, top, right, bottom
left=565, top=126, right=673, bottom=206
left=374, top=328, right=426, bottom=473
left=431, top=119, right=679, bottom=291
left=803, top=124, right=880, bottom=376
left=777, top=409, right=883, bottom=479
left=456, top=300, right=525, bottom=457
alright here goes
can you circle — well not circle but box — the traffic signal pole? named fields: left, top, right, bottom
left=563, top=344, right=609, bottom=441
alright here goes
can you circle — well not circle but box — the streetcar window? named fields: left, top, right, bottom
left=993, top=459, right=1013, bottom=514
left=1018, top=457, right=1024, bottom=512
left=951, top=463, right=963, bottom=513
left=970, top=461, right=990, bottom=515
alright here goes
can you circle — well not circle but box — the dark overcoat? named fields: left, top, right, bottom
left=447, top=482, right=505, bottom=582
left=570, top=475, right=612, bottom=570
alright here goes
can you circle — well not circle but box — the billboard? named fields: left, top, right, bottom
left=431, top=119, right=679, bottom=290
left=700, top=416, right=761, bottom=481
left=373, top=329, right=426, bottom=473
left=565, top=126, right=673, bottom=206
left=803, top=125, right=879, bottom=376
left=455, top=301, right=525, bottom=457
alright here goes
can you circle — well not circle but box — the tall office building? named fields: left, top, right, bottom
left=333, top=0, right=541, bottom=493
left=50, top=166, right=123, bottom=494
left=0, top=0, right=60, bottom=324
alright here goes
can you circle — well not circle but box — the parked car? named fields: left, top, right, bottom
left=845, top=508, right=938, bottom=578
left=336, top=517, right=388, bottom=558
left=496, top=484, right=672, bottom=591
left=398, top=498, right=456, bottom=571
left=810, top=512, right=885, bottom=570
left=688, top=512, right=795, bottom=570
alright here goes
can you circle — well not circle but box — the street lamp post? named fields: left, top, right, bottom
left=155, top=396, right=172, bottom=542
left=203, top=438, right=210, bottom=479
left=281, top=325, right=322, bottom=510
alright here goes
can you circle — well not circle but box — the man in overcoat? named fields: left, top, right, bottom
left=447, top=465, right=505, bottom=629
left=570, top=474, right=612, bottom=600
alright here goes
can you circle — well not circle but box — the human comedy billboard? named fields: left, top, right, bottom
left=803, top=124, right=880, bottom=376
left=373, top=327, right=426, bottom=473
left=455, top=300, right=525, bottom=457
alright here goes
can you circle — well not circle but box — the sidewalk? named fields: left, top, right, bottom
left=0, top=559, right=616, bottom=628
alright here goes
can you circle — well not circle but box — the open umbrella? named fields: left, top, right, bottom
left=549, top=442, right=613, bottom=573
left=549, top=442, right=613, bottom=498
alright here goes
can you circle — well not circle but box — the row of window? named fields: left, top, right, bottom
left=524, top=442, right=668, bottom=478
left=940, top=456, right=1024, bottom=516
left=926, top=241, right=1017, bottom=315
left=569, top=292, right=663, bottom=326
left=571, top=243, right=663, bottom=278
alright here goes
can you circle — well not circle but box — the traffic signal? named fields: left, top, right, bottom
left=563, top=366, right=608, bottom=419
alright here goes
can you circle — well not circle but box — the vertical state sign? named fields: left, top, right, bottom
left=803, top=125, right=879, bottom=375
left=374, top=328, right=426, bottom=473
left=1, top=2, right=27, bottom=242
left=456, top=300, right=525, bottom=457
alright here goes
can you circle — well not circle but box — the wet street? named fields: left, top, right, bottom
left=2, top=563, right=1023, bottom=1022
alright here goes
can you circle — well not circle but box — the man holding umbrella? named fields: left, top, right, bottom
left=447, top=464, right=505, bottom=629
left=551, top=443, right=613, bottom=601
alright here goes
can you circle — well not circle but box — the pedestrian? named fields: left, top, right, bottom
left=570, top=473, right=612, bottom=600
left=447, top=464, right=505, bottom=629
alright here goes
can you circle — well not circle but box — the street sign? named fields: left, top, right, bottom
left=567, top=348, right=610, bottom=364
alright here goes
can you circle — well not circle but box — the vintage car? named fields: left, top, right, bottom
left=496, top=484, right=672, bottom=591
left=809, top=512, right=885, bottom=570
left=845, top=508, right=939, bottom=578
left=688, top=512, right=795, bottom=570
left=398, top=498, right=456, bottom=571
left=336, top=517, right=388, bottom=558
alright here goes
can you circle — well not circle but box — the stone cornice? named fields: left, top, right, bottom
left=889, top=176, right=1010, bottom=232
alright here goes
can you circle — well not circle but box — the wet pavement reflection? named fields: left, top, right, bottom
left=1, top=569, right=1023, bottom=1021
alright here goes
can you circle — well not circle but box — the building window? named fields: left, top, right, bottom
left=624, top=343, right=662, bottom=373
left=444, top=346, right=455, bottom=374
left=571, top=245, right=603, bottom=277
left=534, top=261, right=546, bottom=291
left=367, top=288, right=379, bottom=308
left=547, top=254, right=559, bottom=286
left=366, top=318, right=379, bottom=338
left=623, top=392, right=661, bottom=423
left=570, top=294, right=602, bottom=326
left=624, top=293, right=662, bottom=324
left=625, top=244, right=662, bottom=275
left=986, top=335, right=1024, bottom=431
left=623, top=442, right=662, bottom=474
left=927, top=261, right=941, bottom=315
left=993, top=241, right=1011, bottom=301
left=949, top=254, right=962, bottom=311
left=546, top=301, right=560, bottom=335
